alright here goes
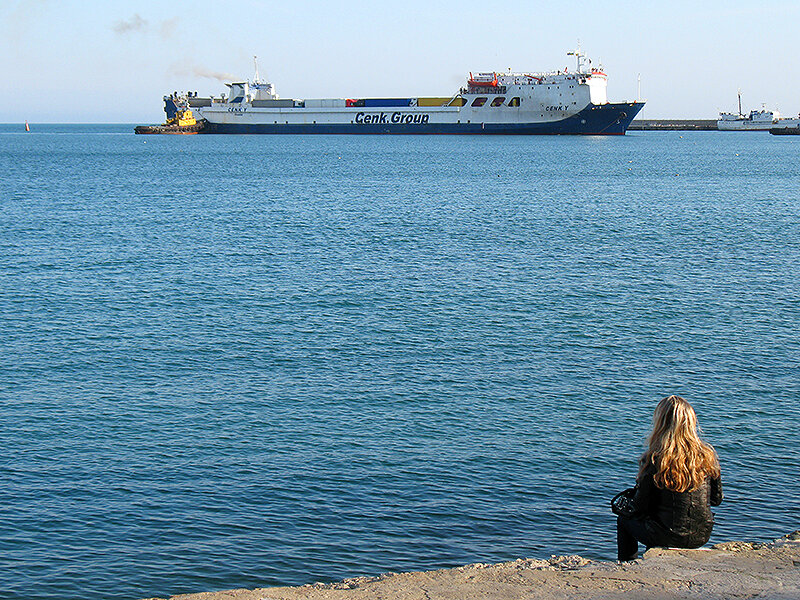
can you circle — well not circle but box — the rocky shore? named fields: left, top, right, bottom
left=144, top=532, right=800, bottom=600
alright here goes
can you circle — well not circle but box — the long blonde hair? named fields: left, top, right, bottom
left=638, top=395, right=720, bottom=492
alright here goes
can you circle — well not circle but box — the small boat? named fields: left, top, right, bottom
left=717, top=90, right=779, bottom=131
left=769, top=117, right=800, bottom=135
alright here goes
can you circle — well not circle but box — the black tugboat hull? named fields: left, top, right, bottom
left=134, top=121, right=206, bottom=135
left=769, top=126, right=800, bottom=135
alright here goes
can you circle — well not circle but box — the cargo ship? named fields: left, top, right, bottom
left=183, top=49, right=643, bottom=135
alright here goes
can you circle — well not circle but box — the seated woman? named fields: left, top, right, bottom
left=618, top=395, right=723, bottom=561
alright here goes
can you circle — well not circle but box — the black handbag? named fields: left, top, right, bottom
left=611, top=487, right=638, bottom=517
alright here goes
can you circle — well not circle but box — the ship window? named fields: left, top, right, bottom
left=471, top=97, right=487, bottom=107
left=509, top=97, right=521, bottom=107
left=491, top=96, right=506, bottom=107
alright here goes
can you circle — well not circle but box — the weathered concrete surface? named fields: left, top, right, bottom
left=144, top=532, right=800, bottom=600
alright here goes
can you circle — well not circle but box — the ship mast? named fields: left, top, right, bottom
left=737, top=88, right=743, bottom=117
left=567, top=42, right=588, bottom=73
left=253, top=55, right=260, bottom=84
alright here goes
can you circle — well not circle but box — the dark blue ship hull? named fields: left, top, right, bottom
left=203, top=102, right=645, bottom=135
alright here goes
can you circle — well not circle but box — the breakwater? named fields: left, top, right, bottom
left=629, top=119, right=718, bottom=130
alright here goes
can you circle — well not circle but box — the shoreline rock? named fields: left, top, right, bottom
left=144, top=532, right=800, bottom=600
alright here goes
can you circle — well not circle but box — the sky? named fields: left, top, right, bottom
left=1, top=0, right=797, bottom=122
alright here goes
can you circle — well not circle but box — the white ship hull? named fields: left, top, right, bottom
left=717, top=119, right=775, bottom=131
left=198, top=102, right=643, bottom=135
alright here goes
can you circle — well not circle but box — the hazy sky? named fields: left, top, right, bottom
left=2, top=0, right=796, bottom=122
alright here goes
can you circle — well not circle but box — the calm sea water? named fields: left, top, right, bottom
left=1, top=125, right=798, bottom=600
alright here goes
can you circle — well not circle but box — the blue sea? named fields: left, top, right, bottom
left=1, top=125, right=798, bottom=600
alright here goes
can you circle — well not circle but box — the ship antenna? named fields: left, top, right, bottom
left=566, top=40, right=586, bottom=73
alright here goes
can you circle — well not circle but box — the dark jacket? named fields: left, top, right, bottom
left=629, top=465, right=723, bottom=547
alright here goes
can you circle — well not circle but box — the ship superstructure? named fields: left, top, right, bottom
left=187, top=49, right=644, bottom=135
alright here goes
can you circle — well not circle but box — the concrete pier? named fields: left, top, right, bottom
left=629, top=119, right=718, bottom=130
left=142, top=533, right=800, bottom=600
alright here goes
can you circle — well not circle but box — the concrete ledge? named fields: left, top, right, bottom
left=143, top=532, right=800, bottom=600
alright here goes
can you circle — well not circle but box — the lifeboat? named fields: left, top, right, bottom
left=468, top=72, right=498, bottom=87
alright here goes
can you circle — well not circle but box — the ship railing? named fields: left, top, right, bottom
left=461, top=85, right=508, bottom=95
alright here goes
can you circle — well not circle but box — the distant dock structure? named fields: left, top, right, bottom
left=629, top=119, right=717, bottom=130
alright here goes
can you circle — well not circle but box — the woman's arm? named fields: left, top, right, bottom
left=710, top=476, right=723, bottom=506
left=632, top=468, right=656, bottom=515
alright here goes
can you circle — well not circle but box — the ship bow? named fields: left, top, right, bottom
left=577, top=101, right=645, bottom=135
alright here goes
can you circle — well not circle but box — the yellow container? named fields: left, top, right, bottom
left=417, top=97, right=455, bottom=107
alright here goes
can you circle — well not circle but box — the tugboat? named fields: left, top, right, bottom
left=134, top=92, right=206, bottom=134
